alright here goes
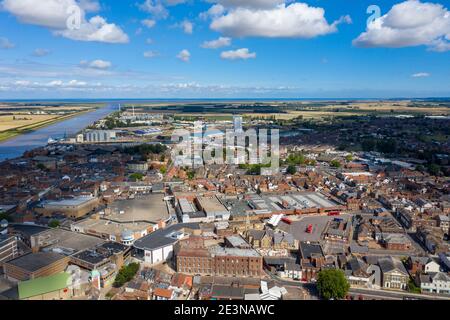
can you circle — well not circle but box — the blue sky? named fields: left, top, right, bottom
left=0, top=0, right=449, bottom=99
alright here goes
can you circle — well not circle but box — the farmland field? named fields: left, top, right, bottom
left=0, top=115, right=61, bottom=131
left=0, top=105, right=95, bottom=142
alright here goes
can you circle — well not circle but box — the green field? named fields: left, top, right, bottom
left=0, top=110, right=91, bottom=143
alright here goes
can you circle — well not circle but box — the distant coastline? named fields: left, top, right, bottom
left=1, top=97, right=450, bottom=104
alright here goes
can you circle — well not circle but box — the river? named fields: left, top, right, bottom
left=0, top=104, right=117, bottom=162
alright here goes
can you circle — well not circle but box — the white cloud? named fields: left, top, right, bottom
left=78, top=0, right=100, bottom=12
left=80, top=59, right=112, bottom=70
left=429, top=39, right=450, bottom=52
left=221, top=48, right=256, bottom=60
left=411, top=72, right=431, bottom=78
left=207, top=0, right=287, bottom=9
left=201, top=37, right=232, bottom=49
left=0, top=37, right=15, bottom=49
left=181, top=20, right=193, bottom=34
left=2, top=0, right=76, bottom=29
left=0, top=59, right=176, bottom=82
left=0, top=79, right=313, bottom=98
left=142, top=19, right=156, bottom=28
left=176, top=49, right=191, bottom=62
left=353, top=0, right=450, bottom=52
left=56, top=16, right=129, bottom=43
left=1, top=0, right=129, bottom=44
left=139, top=0, right=191, bottom=21
left=33, top=48, right=51, bottom=57
left=139, top=0, right=168, bottom=19
left=13, top=79, right=88, bottom=89
left=210, top=3, right=351, bottom=38
left=199, top=4, right=225, bottom=20
left=165, top=0, right=187, bottom=5
left=143, top=50, right=159, bottom=58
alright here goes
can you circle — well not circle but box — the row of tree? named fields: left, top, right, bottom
left=123, top=144, right=168, bottom=160
left=113, top=263, right=140, bottom=288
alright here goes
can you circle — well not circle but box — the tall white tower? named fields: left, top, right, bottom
left=233, top=115, right=243, bottom=133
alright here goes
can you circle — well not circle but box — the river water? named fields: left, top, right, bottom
left=0, top=104, right=117, bottom=162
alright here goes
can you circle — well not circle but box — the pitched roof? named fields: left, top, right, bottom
left=378, top=257, right=408, bottom=275
left=299, top=242, right=323, bottom=259
left=171, top=273, right=193, bottom=289
left=153, top=287, right=173, bottom=298
left=18, top=272, right=70, bottom=300
left=432, top=272, right=450, bottom=282
left=247, top=229, right=266, bottom=241
left=211, top=285, right=244, bottom=299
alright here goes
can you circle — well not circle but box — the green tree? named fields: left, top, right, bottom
left=361, top=139, right=376, bottom=152
left=345, top=154, right=354, bottom=162
left=129, top=173, right=144, bottom=181
left=428, top=164, right=441, bottom=176
left=0, top=212, right=11, bottom=222
left=330, top=160, right=342, bottom=168
left=416, top=165, right=425, bottom=172
left=187, top=170, right=195, bottom=180
left=376, top=139, right=397, bottom=154
left=317, top=269, right=350, bottom=300
left=286, top=165, right=297, bottom=175
left=407, top=279, right=421, bottom=294
left=123, top=144, right=168, bottom=160
left=113, top=262, right=140, bottom=288
left=286, top=153, right=307, bottom=166
left=48, top=220, right=60, bottom=228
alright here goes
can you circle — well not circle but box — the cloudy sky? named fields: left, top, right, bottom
left=0, top=0, right=449, bottom=99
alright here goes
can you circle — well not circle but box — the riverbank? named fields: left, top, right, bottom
left=0, top=109, right=94, bottom=143
left=0, top=104, right=116, bottom=162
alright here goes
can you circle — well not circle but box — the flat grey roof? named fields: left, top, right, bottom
left=10, top=224, right=49, bottom=237
left=5, top=252, right=66, bottom=272
left=242, top=192, right=339, bottom=214
left=43, top=196, right=96, bottom=207
left=133, top=223, right=200, bottom=251
left=72, top=242, right=129, bottom=265
left=196, top=195, right=228, bottom=214
left=225, top=235, right=250, bottom=248
left=209, top=246, right=260, bottom=258
left=107, top=194, right=169, bottom=223
left=34, top=229, right=104, bottom=255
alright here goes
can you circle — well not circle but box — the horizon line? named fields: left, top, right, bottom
left=1, top=97, right=450, bottom=102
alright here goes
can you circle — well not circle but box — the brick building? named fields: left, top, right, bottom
left=299, top=242, right=326, bottom=282
left=176, top=245, right=263, bottom=277
left=3, top=252, right=69, bottom=281
left=35, top=196, right=99, bottom=219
